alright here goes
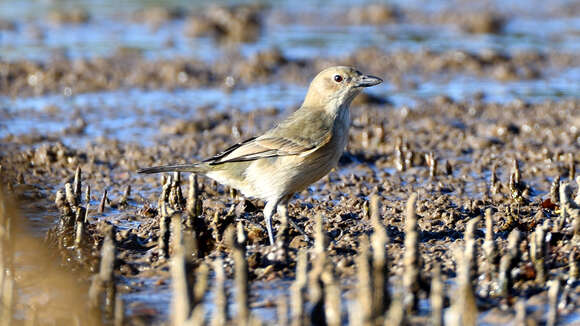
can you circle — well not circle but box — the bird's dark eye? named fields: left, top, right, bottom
left=334, top=75, right=343, bottom=82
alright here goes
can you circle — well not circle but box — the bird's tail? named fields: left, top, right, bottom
left=137, top=163, right=210, bottom=174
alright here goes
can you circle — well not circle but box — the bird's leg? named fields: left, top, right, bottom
left=289, top=218, right=310, bottom=243
left=277, top=193, right=294, bottom=222
left=277, top=199, right=289, bottom=226
left=276, top=198, right=290, bottom=245
left=278, top=194, right=311, bottom=243
left=263, top=200, right=277, bottom=245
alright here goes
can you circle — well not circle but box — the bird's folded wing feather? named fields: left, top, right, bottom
left=204, top=108, right=333, bottom=165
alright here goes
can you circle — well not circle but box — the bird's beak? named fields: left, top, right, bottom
left=355, top=74, right=383, bottom=87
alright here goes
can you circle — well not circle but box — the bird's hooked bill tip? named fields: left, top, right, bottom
left=356, top=74, right=383, bottom=87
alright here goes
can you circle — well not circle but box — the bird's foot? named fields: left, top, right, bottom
left=289, top=217, right=311, bottom=243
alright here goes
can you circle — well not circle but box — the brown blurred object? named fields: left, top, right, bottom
left=347, top=3, right=401, bottom=25
left=0, top=183, right=101, bottom=325
left=184, top=4, right=264, bottom=42
left=460, top=11, right=505, bottom=34
left=47, top=8, right=90, bottom=25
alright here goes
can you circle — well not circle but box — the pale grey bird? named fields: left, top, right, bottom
left=138, top=66, right=382, bottom=245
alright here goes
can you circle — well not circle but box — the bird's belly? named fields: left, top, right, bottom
left=204, top=158, right=327, bottom=201
left=243, top=134, right=346, bottom=201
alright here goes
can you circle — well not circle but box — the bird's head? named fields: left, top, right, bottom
left=302, top=66, right=382, bottom=111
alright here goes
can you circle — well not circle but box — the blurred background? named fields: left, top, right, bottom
left=0, top=0, right=579, bottom=146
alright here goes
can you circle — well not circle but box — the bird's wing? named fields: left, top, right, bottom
left=204, top=108, right=333, bottom=165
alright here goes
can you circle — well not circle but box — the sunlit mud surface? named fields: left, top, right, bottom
left=1, top=0, right=579, bottom=325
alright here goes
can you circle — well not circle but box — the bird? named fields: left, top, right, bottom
left=138, top=66, right=382, bottom=245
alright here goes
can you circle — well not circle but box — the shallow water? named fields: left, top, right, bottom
left=1, top=0, right=579, bottom=146
left=1, top=0, right=579, bottom=61
left=2, top=69, right=578, bottom=147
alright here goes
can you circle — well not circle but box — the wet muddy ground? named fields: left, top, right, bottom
left=1, top=1, right=579, bottom=325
